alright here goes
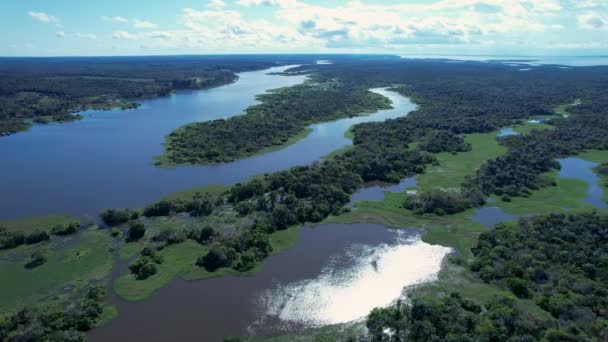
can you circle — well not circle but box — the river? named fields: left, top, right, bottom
left=89, top=223, right=450, bottom=341
left=0, top=66, right=415, bottom=219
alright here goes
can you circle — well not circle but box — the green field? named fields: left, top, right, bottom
left=417, top=131, right=507, bottom=191
left=161, top=184, right=229, bottom=201
left=0, top=214, right=77, bottom=233
left=0, top=229, right=113, bottom=311
left=113, top=224, right=301, bottom=301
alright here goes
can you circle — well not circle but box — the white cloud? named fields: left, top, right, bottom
left=133, top=19, right=159, bottom=29
left=75, top=33, right=97, bottom=39
left=237, top=0, right=296, bottom=7
left=55, top=31, right=65, bottom=38
left=208, top=0, right=227, bottom=8
left=577, top=12, right=608, bottom=30
left=112, top=31, right=136, bottom=39
left=150, top=31, right=173, bottom=40
left=28, top=11, right=59, bottom=23
left=101, top=16, right=129, bottom=23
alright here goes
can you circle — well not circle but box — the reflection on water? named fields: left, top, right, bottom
left=349, top=176, right=417, bottom=206
left=0, top=71, right=416, bottom=219
left=498, top=127, right=519, bottom=137
left=254, top=232, right=450, bottom=331
left=89, top=224, right=450, bottom=341
left=558, top=157, right=607, bottom=209
left=471, top=207, right=518, bottom=228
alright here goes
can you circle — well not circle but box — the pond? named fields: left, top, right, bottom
left=558, top=157, right=607, bottom=209
left=470, top=156, right=607, bottom=228
left=0, top=68, right=416, bottom=219
left=349, top=176, right=417, bottom=207
left=89, top=223, right=451, bottom=341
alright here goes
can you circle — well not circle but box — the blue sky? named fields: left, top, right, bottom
left=2, top=0, right=607, bottom=56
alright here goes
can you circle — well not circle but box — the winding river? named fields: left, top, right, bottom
left=0, top=66, right=416, bottom=220
left=2, top=64, right=448, bottom=340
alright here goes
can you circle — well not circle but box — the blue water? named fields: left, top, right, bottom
left=401, top=55, right=608, bottom=67
left=558, top=157, right=607, bottom=209
left=0, top=70, right=416, bottom=219
left=349, top=176, right=417, bottom=207
left=471, top=207, right=518, bottom=229
left=498, top=127, right=519, bottom=137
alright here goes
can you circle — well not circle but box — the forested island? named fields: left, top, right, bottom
left=0, top=55, right=330, bottom=135
left=2, top=56, right=608, bottom=341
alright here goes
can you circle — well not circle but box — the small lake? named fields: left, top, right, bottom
left=558, top=157, right=607, bottom=209
left=471, top=206, right=518, bottom=229
left=470, top=156, right=608, bottom=227
left=89, top=223, right=450, bottom=341
left=349, top=176, right=417, bottom=207
left=0, top=68, right=416, bottom=219
left=498, top=127, right=519, bottom=137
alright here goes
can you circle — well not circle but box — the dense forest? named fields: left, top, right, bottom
left=162, top=77, right=392, bottom=164
left=365, top=212, right=608, bottom=341
left=3, top=57, right=608, bottom=341
left=100, top=59, right=608, bottom=277
left=0, top=285, right=106, bottom=340
left=0, top=55, right=332, bottom=135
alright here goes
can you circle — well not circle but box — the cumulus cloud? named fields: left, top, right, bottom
left=101, top=16, right=129, bottom=23
left=237, top=0, right=296, bottom=7
left=208, top=0, right=227, bottom=8
left=28, top=11, right=59, bottom=23
left=112, top=31, right=136, bottom=39
left=75, top=33, right=97, bottom=39
left=55, top=31, right=65, bottom=38
left=133, top=19, right=159, bottom=29
left=578, top=12, right=608, bottom=30
left=88, top=0, right=602, bottom=53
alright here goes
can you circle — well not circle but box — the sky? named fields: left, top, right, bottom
left=1, top=0, right=607, bottom=56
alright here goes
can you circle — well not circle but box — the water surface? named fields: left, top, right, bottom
left=498, top=127, right=519, bottom=137
left=471, top=207, right=518, bottom=228
left=0, top=70, right=415, bottom=219
left=558, top=157, right=607, bottom=209
left=349, top=176, right=417, bottom=206
left=89, top=223, right=450, bottom=341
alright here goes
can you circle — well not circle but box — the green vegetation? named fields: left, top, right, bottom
left=0, top=55, right=325, bottom=135
left=0, top=284, right=108, bottom=341
left=113, top=225, right=300, bottom=301
left=490, top=171, right=593, bottom=215
left=0, top=229, right=113, bottom=311
left=159, top=78, right=392, bottom=165
left=470, top=212, right=608, bottom=339
left=416, top=131, right=507, bottom=192
left=0, top=214, right=76, bottom=234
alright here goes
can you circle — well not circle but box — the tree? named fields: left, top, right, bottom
left=127, top=221, right=145, bottom=242
left=25, top=250, right=47, bottom=269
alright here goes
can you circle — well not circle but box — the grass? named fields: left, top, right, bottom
left=161, top=184, right=229, bottom=202
left=512, top=121, right=554, bottom=135
left=0, top=229, right=113, bottom=311
left=491, top=171, right=594, bottom=215
left=0, top=214, right=77, bottom=233
left=113, top=225, right=301, bottom=302
left=417, top=131, right=507, bottom=192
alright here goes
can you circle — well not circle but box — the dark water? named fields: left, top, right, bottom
left=470, top=157, right=607, bottom=227
left=89, top=224, right=450, bottom=342
left=0, top=70, right=415, bottom=219
left=349, top=176, right=417, bottom=206
left=470, top=207, right=518, bottom=228
left=558, top=157, right=607, bottom=209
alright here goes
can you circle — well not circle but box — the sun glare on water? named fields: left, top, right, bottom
left=258, top=234, right=451, bottom=328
